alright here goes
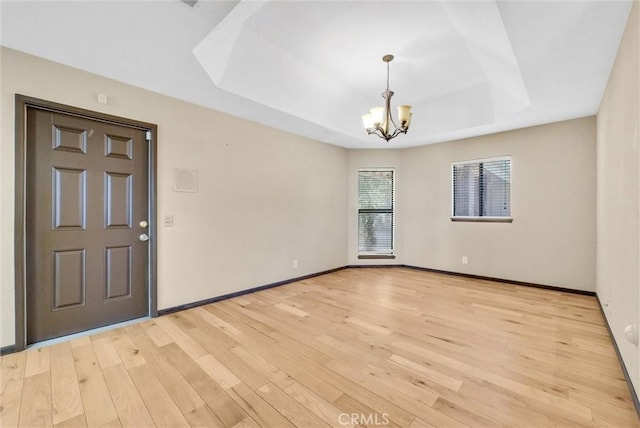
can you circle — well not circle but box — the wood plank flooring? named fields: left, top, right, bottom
left=1, top=267, right=638, bottom=427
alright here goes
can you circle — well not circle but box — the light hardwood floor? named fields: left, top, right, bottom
left=1, top=267, right=638, bottom=427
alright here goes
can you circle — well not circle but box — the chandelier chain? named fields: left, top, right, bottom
left=386, top=61, right=390, bottom=91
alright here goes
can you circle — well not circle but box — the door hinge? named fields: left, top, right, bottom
left=145, top=130, right=152, bottom=141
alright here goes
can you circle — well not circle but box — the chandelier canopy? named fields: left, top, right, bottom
left=361, top=54, right=412, bottom=142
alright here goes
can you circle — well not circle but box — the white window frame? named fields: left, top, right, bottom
left=357, top=168, right=396, bottom=258
left=451, top=156, right=513, bottom=223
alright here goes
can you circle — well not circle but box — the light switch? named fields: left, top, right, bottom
left=164, top=215, right=174, bottom=227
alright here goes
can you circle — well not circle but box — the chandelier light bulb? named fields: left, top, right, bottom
left=397, top=105, right=411, bottom=124
left=370, top=107, right=384, bottom=126
left=361, top=113, right=374, bottom=129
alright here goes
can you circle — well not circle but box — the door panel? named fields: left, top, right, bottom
left=26, top=108, right=149, bottom=344
left=52, top=167, right=87, bottom=229
left=52, top=249, right=86, bottom=310
left=105, top=172, right=132, bottom=228
left=52, top=124, right=87, bottom=153
left=105, top=245, right=132, bottom=300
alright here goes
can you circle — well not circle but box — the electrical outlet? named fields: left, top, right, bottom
left=164, top=215, right=174, bottom=227
left=293, top=259, right=299, bottom=269
left=462, top=256, right=469, bottom=265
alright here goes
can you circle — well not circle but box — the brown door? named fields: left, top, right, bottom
left=26, top=108, right=149, bottom=344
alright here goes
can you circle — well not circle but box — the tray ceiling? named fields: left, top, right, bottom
left=0, top=0, right=633, bottom=148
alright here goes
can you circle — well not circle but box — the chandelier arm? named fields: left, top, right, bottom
left=382, top=89, right=398, bottom=129
left=389, top=126, right=406, bottom=140
left=369, top=127, right=391, bottom=141
left=385, top=98, right=391, bottom=135
left=365, top=124, right=406, bottom=142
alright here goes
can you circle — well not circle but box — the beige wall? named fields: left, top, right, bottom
left=0, top=47, right=349, bottom=348
left=596, top=1, right=640, bottom=392
left=348, top=119, right=597, bottom=290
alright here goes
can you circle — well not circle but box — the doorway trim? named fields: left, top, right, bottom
left=14, top=94, right=158, bottom=352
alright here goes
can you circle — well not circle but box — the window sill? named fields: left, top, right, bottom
left=451, top=217, right=513, bottom=223
left=358, top=254, right=396, bottom=260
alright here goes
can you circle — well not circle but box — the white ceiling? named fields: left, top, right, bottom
left=0, top=0, right=633, bottom=149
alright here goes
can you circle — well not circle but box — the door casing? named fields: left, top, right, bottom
left=14, top=94, right=158, bottom=351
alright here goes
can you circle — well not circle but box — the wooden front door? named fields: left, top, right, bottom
left=26, top=107, right=150, bottom=344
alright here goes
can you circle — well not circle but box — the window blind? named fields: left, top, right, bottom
left=358, top=170, right=394, bottom=253
left=453, top=158, right=511, bottom=218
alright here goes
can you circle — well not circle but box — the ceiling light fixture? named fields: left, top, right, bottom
left=362, top=54, right=412, bottom=142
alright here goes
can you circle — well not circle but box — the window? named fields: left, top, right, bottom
left=358, top=169, right=394, bottom=256
left=452, top=157, right=512, bottom=222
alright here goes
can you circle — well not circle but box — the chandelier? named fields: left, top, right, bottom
left=361, top=54, right=412, bottom=141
